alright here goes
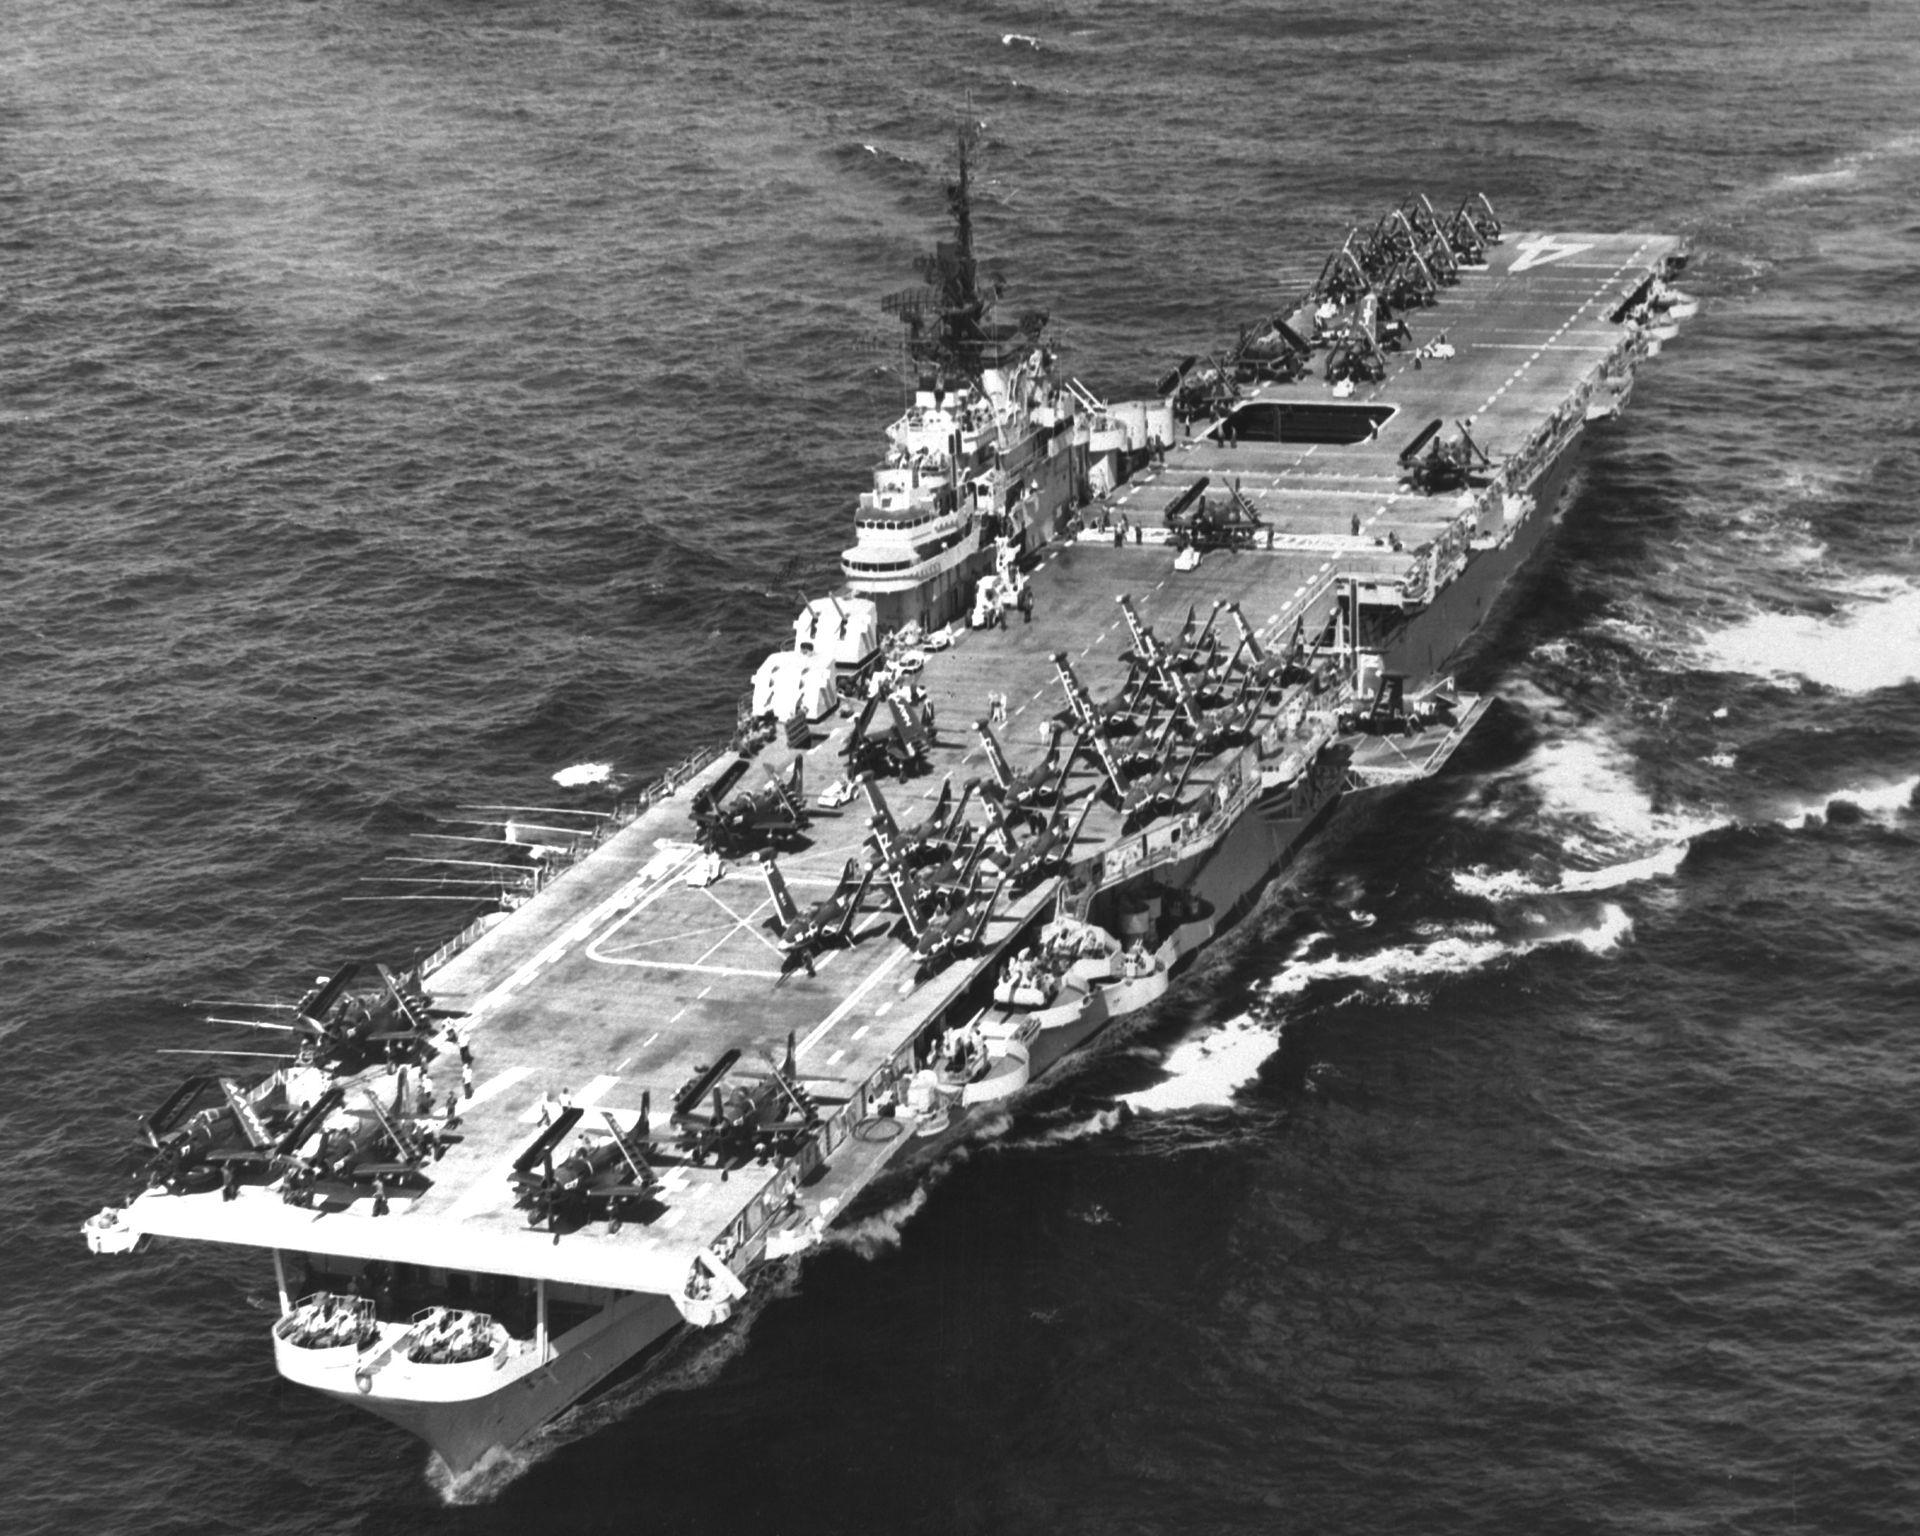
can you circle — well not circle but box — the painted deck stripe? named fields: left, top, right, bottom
left=464, top=1064, right=535, bottom=1109
left=796, top=943, right=913, bottom=1059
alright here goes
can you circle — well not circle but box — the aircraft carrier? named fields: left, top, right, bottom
left=85, top=142, right=1688, bottom=1476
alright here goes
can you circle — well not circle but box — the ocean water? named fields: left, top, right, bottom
left=5, top=2, right=1918, bottom=1532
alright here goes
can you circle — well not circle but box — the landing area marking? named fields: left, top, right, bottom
left=1509, top=234, right=1596, bottom=272
left=585, top=865, right=847, bottom=978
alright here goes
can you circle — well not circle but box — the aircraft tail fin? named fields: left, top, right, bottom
left=885, top=866, right=927, bottom=940
left=831, top=863, right=876, bottom=944
left=858, top=773, right=896, bottom=836
left=974, top=718, right=1016, bottom=788
left=759, top=853, right=800, bottom=929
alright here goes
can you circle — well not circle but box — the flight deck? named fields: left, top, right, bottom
left=112, top=228, right=1683, bottom=1297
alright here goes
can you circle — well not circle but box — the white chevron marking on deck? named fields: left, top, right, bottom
left=1509, top=234, right=1595, bottom=271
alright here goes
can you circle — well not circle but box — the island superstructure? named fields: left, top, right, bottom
left=85, top=142, right=1688, bottom=1476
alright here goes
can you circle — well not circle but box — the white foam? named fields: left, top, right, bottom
left=430, top=1441, right=544, bottom=1505
left=1775, top=535, right=1827, bottom=567
left=1568, top=903, right=1634, bottom=954
left=1694, top=583, right=1920, bottom=693
left=822, top=1185, right=928, bottom=1259
left=1776, top=773, right=1920, bottom=829
left=1536, top=736, right=1711, bottom=842
left=1475, top=725, right=1723, bottom=859
left=1118, top=1014, right=1276, bottom=1113
left=1007, top=1106, right=1131, bottom=1146
left=1556, top=842, right=1690, bottom=893
left=1265, top=906, right=1632, bottom=1000
left=1451, top=866, right=1551, bottom=901
left=551, top=761, right=613, bottom=787
left=1464, top=767, right=1916, bottom=897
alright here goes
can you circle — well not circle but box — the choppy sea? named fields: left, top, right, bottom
left=5, top=2, right=1918, bottom=1532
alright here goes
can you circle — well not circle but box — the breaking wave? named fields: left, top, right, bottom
left=1118, top=1014, right=1278, bottom=1114
left=1776, top=773, right=1920, bottom=829
left=1523, top=733, right=1720, bottom=845
left=1692, top=578, right=1920, bottom=693
left=1456, top=771, right=1917, bottom=901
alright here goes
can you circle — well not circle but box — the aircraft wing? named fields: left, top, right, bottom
left=510, top=1106, right=584, bottom=1176
left=297, top=964, right=361, bottom=1026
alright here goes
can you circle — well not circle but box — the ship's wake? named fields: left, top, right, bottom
left=428, top=1261, right=807, bottom=1505
left=988, top=1103, right=1134, bottom=1150
left=821, top=1185, right=932, bottom=1259
left=1265, top=904, right=1632, bottom=1009
left=1095, top=900, right=1635, bottom=1119
left=428, top=1441, right=547, bottom=1507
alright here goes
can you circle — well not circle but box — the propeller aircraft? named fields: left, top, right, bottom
left=691, top=755, right=808, bottom=854
left=667, top=1036, right=823, bottom=1168
left=1398, top=416, right=1492, bottom=495
left=138, top=1074, right=343, bottom=1195
left=211, top=962, right=441, bottom=1075
left=843, top=691, right=933, bottom=780
left=510, top=1097, right=663, bottom=1233
left=1165, top=480, right=1267, bottom=551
